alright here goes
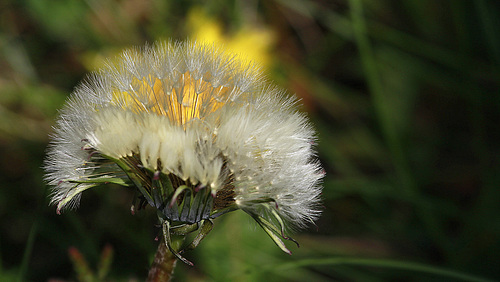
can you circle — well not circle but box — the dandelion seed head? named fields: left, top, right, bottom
left=44, top=41, right=323, bottom=229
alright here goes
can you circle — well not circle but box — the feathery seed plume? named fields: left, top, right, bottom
left=44, top=41, right=323, bottom=263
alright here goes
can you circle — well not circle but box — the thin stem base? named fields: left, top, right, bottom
left=147, top=237, right=183, bottom=282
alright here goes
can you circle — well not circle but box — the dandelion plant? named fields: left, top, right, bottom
left=44, top=41, right=323, bottom=280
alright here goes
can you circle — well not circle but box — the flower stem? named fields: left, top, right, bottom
left=147, top=236, right=184, bottom=282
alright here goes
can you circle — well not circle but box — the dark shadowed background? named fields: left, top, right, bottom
left=0, top=0, right=499, bottom=281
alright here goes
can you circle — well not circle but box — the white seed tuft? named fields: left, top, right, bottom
left=44, top=41, right=323, bottom=228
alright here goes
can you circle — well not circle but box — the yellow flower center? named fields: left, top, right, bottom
left=111, top=71, right=228, bottom=124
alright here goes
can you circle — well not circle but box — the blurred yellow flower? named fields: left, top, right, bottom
left=80, top=48, right=123, bottom=72
left=187, top=7, right=275, bottom=68
left=80, top=7, right=275, bottom=72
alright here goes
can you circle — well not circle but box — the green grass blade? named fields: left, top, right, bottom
left=18, top=221, right=38, bottom=281
left=270, top=257, right=493, bottom=282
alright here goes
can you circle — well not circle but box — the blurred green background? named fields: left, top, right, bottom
left=1, top=0, right=499, bottom=281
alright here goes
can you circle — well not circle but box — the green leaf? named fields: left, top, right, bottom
left=251, top=214, right=292, bottom=255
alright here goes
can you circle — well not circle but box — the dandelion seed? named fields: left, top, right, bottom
left=44, top=41, right=323, bottom=264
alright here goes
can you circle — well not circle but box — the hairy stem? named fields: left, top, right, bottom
left=147, top=236, right=184, bottom=282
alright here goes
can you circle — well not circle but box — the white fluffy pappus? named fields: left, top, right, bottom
left=44, top=41, right=323, bottom=229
